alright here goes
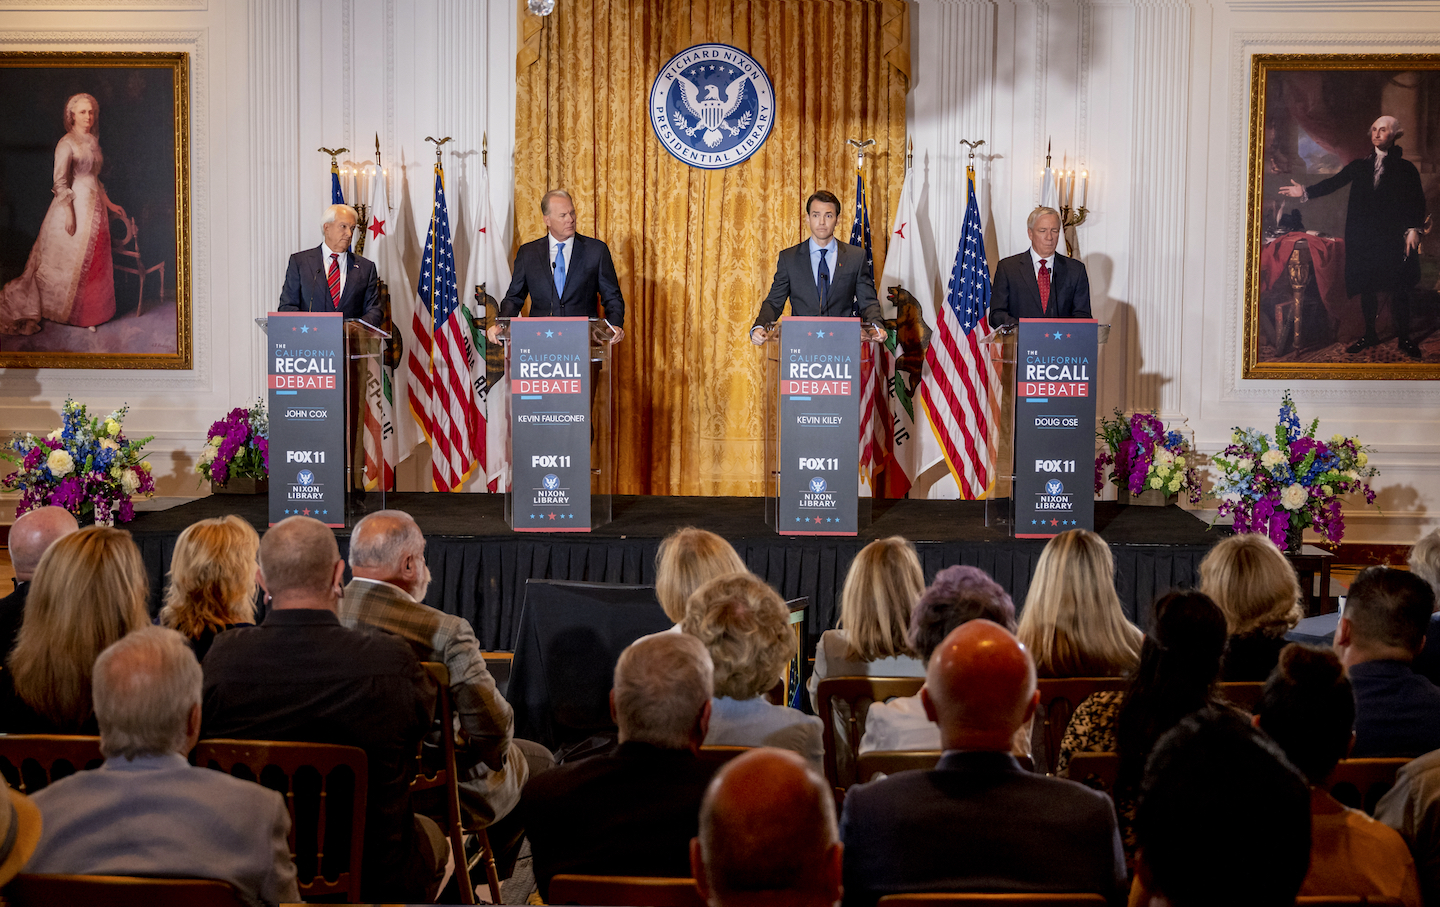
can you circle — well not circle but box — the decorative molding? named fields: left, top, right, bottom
left=1228, top=1, right=1440, bottom=10
left=0, top=1, right=204, bottom=8
left=342, top=0, right=352, bottom=152
left=1033, top=0, right=1049, bottom=205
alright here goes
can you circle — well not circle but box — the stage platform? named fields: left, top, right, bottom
left=126, top=493, right=1227, bottom=652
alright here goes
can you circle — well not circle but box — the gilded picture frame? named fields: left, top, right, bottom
left=1245, top=54, right=1440, bottom=380
left=0, top=51, right=191, bottom=370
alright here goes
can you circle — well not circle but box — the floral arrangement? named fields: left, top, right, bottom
left=1, top=399, right=155, bottom=524
left=196, top=400, right=269, bottom=487
left=1211, top=392, right=1378, bottom=548
left=1094, top=410, right=1202, bottom=503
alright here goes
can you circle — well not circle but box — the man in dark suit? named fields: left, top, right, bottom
left=489, top=189, right=625, bottom=344
left=277, top=204, right=384, bottom=325
left=750, top=190, right=886, bottom=344
left=987, top=206, right=1092, bottom=327
left=839, top=619, right=1126, bottom=907
left=0, top=506, right=77, bottom=660
left=1280, top=115, right=1427, bottom=359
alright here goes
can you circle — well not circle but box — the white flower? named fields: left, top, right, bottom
left=1261, top=449, right=1286, bottom=469
left=99, top=438, right=119, bottom=451
left=1155, top=449, right=1175, bottom=468
left=1280, top=483, right=1309, bottom=510
left=1357, top=452, right=1369, bottom=467
left=198, top=446, right=217, bottom=465
left=1236, top=457, right=1254, bottom=472
left=46, top=429, right=62, bottom=441
left=1345, top=470, right=1358, bottom=480
left=1174, top=456, right=1186, bottom=469
left=1150, top=476, right=1164, bottom=490
left=46, top=449, right=74, bottom=477
left=120, top=469, right=140, bottom=495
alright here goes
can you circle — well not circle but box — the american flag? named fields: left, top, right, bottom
left=849, top=170, right=889, bottom=494
left=407, top=165, right=482, bottom=492
left=919, top=167, right=997, bottom=498
left=330, top=160, right=344, bottom=205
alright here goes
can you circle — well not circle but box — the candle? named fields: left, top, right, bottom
left=1081, top=170, right=1089, bottom=209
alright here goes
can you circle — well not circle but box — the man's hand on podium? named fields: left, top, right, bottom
left=486, top=322, right=508, bottom=345
left=862, top=323, right=887, bottom=343
left=750, top=324, right=775, bottom=346
left=605, top=322, right=625, bottom=344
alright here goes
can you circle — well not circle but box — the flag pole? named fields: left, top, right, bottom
left=424, top=135, right=453, bottom=372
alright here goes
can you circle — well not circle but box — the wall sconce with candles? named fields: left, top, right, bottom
left=1057, top=166, right=1089, bottom=258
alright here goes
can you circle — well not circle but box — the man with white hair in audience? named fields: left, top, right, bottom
left=520, top=632, right=725, bottom=901
left=25, top=626, right=299, bottom=907
left=1407, top=527, right=1440, bottom=685
left=0, top=506, right=78, bottom=658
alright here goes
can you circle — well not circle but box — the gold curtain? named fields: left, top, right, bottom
left=516, top=0, right=908, bottom=495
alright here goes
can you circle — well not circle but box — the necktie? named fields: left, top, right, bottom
left=554, top=243, right=567, bottom=298
left=1038, top=259, right=1052, bottom=314
left=327, top=253, right=342, bottom=309
left=817, top=248, right=831, bottom=311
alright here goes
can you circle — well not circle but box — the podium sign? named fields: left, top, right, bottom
left=777, top=317, right=860, bottom=535
left=1014, top=318, right=1097, bottom=538
left=509, top=317, right=592, bottom=532
left=266, top=312, right=346, bottom=528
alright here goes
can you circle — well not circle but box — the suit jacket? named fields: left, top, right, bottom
left=340, top=577, right=525, bottom=826
left=1375, top=746, right=1440, bottom=906
left=752, top=240, right=883, bottom=329
left=499, top=234, right=625, bottom=327
left=1349, top=659, right=1440, bottom=757
left=201, top=608, right=436, bottom=902
left=988, top=251, right=1092, bottom=326
left=1305, top=146, right=1425, bottom=295
left=839, top=750, right=1126, bottom=907
left=277, top=245, right=384, bottom=326
left=0, top=579, right=27, bottom=664
left=519, top=741, right=726, bottom=900
left=27, top=753, right=298, bottom=907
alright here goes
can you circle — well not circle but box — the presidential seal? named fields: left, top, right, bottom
left=650, top=43, right=774, bottom=170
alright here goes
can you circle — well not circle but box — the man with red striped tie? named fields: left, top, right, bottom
left=987, top=206, right=1091, bottom=327
left=277, top=204, right=384, bottom=326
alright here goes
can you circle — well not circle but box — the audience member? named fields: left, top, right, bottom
left=683, top=573, right=823, bottom=768
left=0, top=780, right=40, bottom=888
left=1376, top=747, right=1440, bottom=906
left=859, top=565, right=1019, bottom=756
left=1132, top=707, right=1312, bottom=907
left=692, top=748, right=842, bottom=907
left=1056, top=590, right=1229, bottom=869
left=1199, top=533, right=1304, bottom=680
left=1333, top=566, right=1440, bottom=757
left=521, top=633, right=723, bottom=901
left=159, top=515, right=260, bottom=662
left=1255, top=643, right=1420, bottom=905
left=0, top=506, right=77, bottom=659
left=1407, top=528, right=1440, bottom=685
left=27, top=627, right=298, bottom=907
left=840, top=620, right=1125, bottom=907
left=2, top=526, right=149, bottom=734
left=1016, top=528, right=1143, bottom=678
left=201, top=516, right=447, bottom=903
left=656, top=527, right=748, bottom=626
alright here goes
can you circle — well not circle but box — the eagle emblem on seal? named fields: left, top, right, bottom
left=673, top=72, right=752, bottom=148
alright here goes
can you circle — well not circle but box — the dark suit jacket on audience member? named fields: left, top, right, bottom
left=751, top=240, right=883, bottom=329
left=277, top=245, right=384, bottom=326
left=0, top=580, right=28, bottom=662
left=499, top=234, right=625, bottom=327
left=1221, top=631, right=1289, bottom=682
left=1349, top=659, right=1440, bottom=757
left=988, top=251, right=1092, bottom=327
left=1411, top=615, right=1440, bottom=688
left=839, top=751, right=1127, bottom=907
left=519, top=741, right=725, bottom=901
left=200, top=608, right=436, bottom=902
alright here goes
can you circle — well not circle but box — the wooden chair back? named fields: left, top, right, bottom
left=1325, top=757, right=1411, bottom=815
left=0, top=735, right=103, bottom=794
left=548, top=874, right=706, bottom=907
left=1294, top=898, right=1405, bottom=906
left=1217, top=681, right=1265, bottom=713
left=4, top=874, right=247, bottom=907
left=194, top=739, right=367, bottom=902
left=1033, top=677, right=1128, bottom=775
left=856, top=750, right=941, bottom=783
left=876, top=894, right=1108, bottom=906
left=815, top=676, right=926, bottom=792
left=1062, top=751, right=1120, bottom=799
left=699, top=745, right=752, bottom=761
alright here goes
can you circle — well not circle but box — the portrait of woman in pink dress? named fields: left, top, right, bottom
left=0, top=92, right=132, bottom=335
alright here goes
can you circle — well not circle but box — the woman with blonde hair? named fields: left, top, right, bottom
left=159, top=515, right=260, bottom=661
left=683, top=572, right=823, bottom=768
left=1408, top=528, right=1440, bottom=685
left=1199, top=532, right=1304, bottom=681
left=1017, top=529, right=1143, bottom=678
left=807, top=537, right=925, bottom=710
left=655, top=527, right=746, bottom=625
left=3, top=526, right=150, bottom=733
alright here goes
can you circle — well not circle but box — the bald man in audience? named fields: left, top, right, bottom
left=520, top=633, right=725, bottom=901
left=691, top=748, right=843, bottom=907
left=201, top=516, right=447, bottom=903
left=839, top=620, right=1125, bottom=907
left=0, top=506, right=77, bottom=659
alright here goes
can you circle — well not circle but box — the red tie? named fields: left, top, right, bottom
left=1038, top=259, right=1052, bottom=314
left=327, top=253, right=342, bottom=309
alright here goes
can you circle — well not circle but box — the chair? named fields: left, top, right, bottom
left=0, top=735, right=103, bottom=794
left=1325, top=757, right=1411, bottom=815
left=1294, top=899, right=1405, bottom=906
left=111, top=218, right=165, bottom=317
left=1033, top=677, right=1128, bottom=775
left=876, top=894, right=1108, bottom=906
left=548, top=873, right=706, bottom=907
left=815, top=676, right=926, bottom=792
left=194, top=739, right=367, bottom=902
left=699, top=745, right=752, bottom=761
left=1062, top=751, right=1120, bottom=798
left=4, top=873, right=247, bottom=907
left=414, top=661, right=501, bottom=905
left=1217, top=681, right=1265, bottom=713
left=856, top=750, right=941, bottom=783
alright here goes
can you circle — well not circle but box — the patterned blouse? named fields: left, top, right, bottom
left=1056, top=691, right=1137, bottom=873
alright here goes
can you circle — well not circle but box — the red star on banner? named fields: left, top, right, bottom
left=1050, top=519, right=1059, bottom=526
left=814, top=516, right=823, bottom=524
left=368, top=217, right=386, bottom=240
left=549, top=512, right=557, bottom=520
left=302, top=508, right=311, bottom=516
left=895, top=221, right=907, bottom=239
left=478, top=226, right=487, bottom=233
